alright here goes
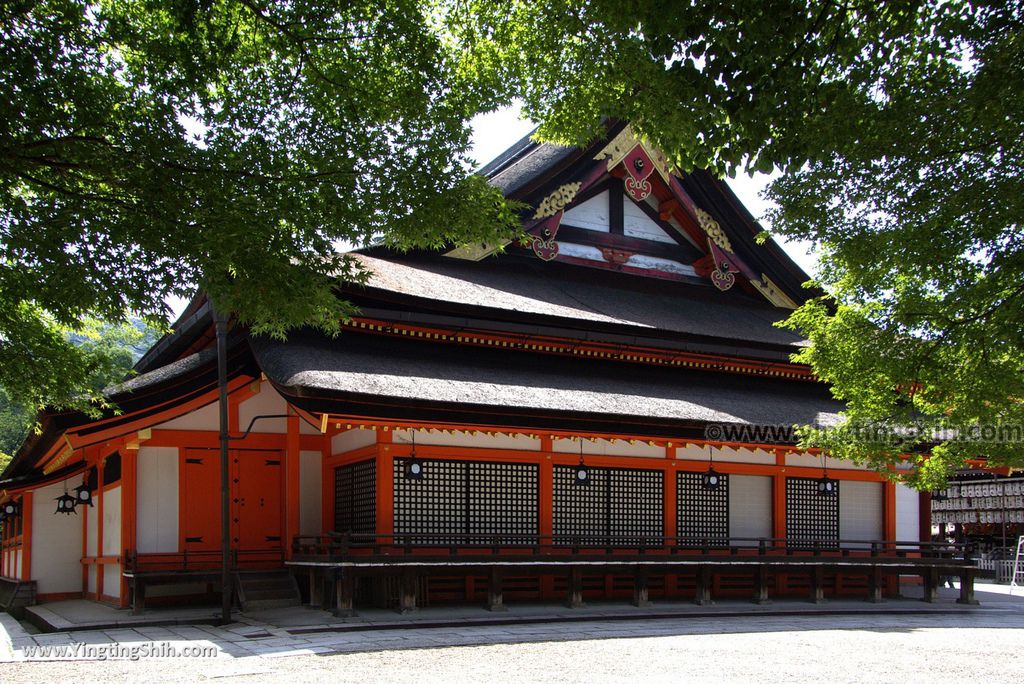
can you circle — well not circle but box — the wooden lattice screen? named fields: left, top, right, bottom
left=334, top=459, right=376, bottom=534
left=393, top=458, right=539, bottom=544
left=676, top=471, right=730, bottom=546
left=553, top=465, right=663, bottom=545
left=785, top=476, right=839, bottom=548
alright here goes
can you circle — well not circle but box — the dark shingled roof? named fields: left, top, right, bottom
left=351, top=252, right=807, bottom=350
left=251, top=332, right=841, bottom=430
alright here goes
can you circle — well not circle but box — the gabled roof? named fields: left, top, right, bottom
left=347, top=251, right=806, bottom=356
left=462, top=121, right=815, bottom=310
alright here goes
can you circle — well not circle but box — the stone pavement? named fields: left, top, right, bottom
left=2, top=582, right=1023, bottom=664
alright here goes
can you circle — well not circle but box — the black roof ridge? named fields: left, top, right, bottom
left=476, top=124, right=542, bottom=177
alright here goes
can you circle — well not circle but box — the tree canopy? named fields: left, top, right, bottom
left=2, top=0, right=1021, bottom=484
left=454, top=0, right=1023, bottom=483
left=0, top=0, right=520, bottom=414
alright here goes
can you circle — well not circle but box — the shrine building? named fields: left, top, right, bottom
left=0, top=123, right=969, bottom=616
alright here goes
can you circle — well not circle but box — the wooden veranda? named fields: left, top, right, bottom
left=289, top=533, right=979, bottom=615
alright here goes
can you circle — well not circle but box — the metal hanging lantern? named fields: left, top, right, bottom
left=404, top=430, right=424, bottom=480
left=817, top=454, right=837, bottom=497
left=574, top=439, right=590, bottom=485
left=702, top=445, right=721, bottom=490
left=1, top=499, right=19, bottom=519
left=74, top=473, right=94, bottom=507
left=55, top=481, right=77, bottom=515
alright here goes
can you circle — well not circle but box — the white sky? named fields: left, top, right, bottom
left=167, top=107, right=820, bottom=320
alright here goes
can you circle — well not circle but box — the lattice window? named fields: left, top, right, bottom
left=553, top=465, right=663, bottom=545
left=676, top=471, right=729, bottom=546
left=334, top=460, right=376, bottom=534
left=610, top=469, right=664, bottom=545
left=553, top=465, right=609, bottom=544
left=468, top=461, right=538, bottom=544
left=786, top=477, right=839, bottom=548
left=393, top=458, right=539, bottom=544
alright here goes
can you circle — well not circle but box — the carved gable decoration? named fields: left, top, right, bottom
left=594, top=126, right=673, bottom=202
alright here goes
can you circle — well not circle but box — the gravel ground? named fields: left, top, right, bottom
left=4, top=611, right=1024, bottom=684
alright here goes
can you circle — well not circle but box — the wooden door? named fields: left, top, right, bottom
left=231, top=451, right=283, bottom=551
left=181, top=450, right=222, bottom=551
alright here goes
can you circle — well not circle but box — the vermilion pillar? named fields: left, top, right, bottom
left=376, top=430, right=394, bottom=541
left=20, top=491, right=32, bottom=581
left=285, top=413, right=301, bottom=558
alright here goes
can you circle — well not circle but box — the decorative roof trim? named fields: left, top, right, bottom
left=341, top=316, right=814, bottom=381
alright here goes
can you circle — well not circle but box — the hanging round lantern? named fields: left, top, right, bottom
left=702, top=467, right=722, bottom=490
left=930, top=489, right=949, bottom=502
left=403, top=430, right=424, bottom=480
left=817, top=475, right=837, bottom=497
left=74, top=481, right=94, bottom=507
left=1, top=499, right=20, bottom=519
left=404, top=457, right=424, bottom=480
left=574, top=438, right=590, bottom=486
left=55, top=491, right=78, bottom=515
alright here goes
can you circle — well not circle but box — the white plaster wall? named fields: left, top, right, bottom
left=786, top=452, right=870, bottom=471
left=31, top=478, right=84, bottom=594
left=896, top=483, right=921, bottom=544
left=331, top=428, right=376, bottom=455
left=155, top=401, right=218, bottom=431
left=299, top=450, right=322, bottom=536
left=677, top=444, right=776, bottom=465
left=86, top=497, right=98, bottom=557
left=622, top=254, right=697, bottom=277
left=562, top=191, right=610, bottom=232
left=729, top=475, right=773, bottom=544
left=238, top=384, right=288, bottom=433
left=102, top=485, right=121, bottom=556
left=14, top=550, right=21, bottom=579
left=623, top=200, right=676, bottom=243
left=394, top=429, right=540, bottom=452
left=553, top=438, right=663, bottom=458
left=839, top=480, right=883, bottom=547
left=103, top=563, right=121, bottom=599
left=136, top=447, right=179, bottom=553
left=88, top=566, right=96, bottom=594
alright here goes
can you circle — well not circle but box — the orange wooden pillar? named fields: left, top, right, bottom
left=376, top=430, right=394, bottom=542
left=539, top=436, right=554, bottom=598
left=884, top=480, right=897, bottom=596
left=663, top=445, right=678, bottom=596
left=119, top=449, right=138, bottom=607
left=285, top=413, right=301, bottom=559
left=96, top=456, right=105, bottom=601
left=773, top=451, right=787, bottom=594
left=20, top=491, right=32, bottom=581
left=321, top=430, right=334, bottom=534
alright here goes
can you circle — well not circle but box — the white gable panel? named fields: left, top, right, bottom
left=624, top=200, right=677, bottom=243
left=561, top=191, right=610, bottom=232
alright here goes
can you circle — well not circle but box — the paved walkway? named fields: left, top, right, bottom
left=2, top=583, right=1023, bottom=664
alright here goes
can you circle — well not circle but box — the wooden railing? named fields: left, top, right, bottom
left=124, top=547, right=286, bottom=574
left=291, top=532, right=971, bottom=566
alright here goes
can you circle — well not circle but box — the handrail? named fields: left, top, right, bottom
left=291, top=532, right=972, bottom=563
left=124, top=547, right=287, bottom=574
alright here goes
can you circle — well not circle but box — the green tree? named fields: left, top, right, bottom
left=0, top=319, right=157, bottom=465
left=1, top=0, right=521, bottom=415
left=454, top=1, right=1023, bottom=483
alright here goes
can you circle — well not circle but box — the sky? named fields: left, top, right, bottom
left=468, top=106, right=821, bottom=278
